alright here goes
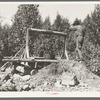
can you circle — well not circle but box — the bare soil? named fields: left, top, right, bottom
left=0, top=60, right=100, bottom=92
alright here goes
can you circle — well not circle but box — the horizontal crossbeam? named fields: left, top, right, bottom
left=2, top=58, right=59, bottom=63
left=29, top=28, right=67, bottom=36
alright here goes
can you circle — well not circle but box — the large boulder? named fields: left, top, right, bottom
left=16, top=66, right=25, bottom=73
left=60, top=72, right=79, bottom=86
left=12, top=74, right=30, bottom=82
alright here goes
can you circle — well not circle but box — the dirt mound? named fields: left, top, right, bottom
left=1, top=59, right=100, bottom=91
left=26, top=60, right=100, bottom=91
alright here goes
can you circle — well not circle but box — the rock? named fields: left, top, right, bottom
left=23, top=84, right=30, bottom=91
left=0, top=74, right=5, bottom=81
left=61, top=72, right=79, bottom=86
left=55, top=80, right=62, bottom=87
left=12, top=74, right=21, bottom=81
left=15, top=85, right=23, bottom=91
left=6, top=79, right=12, bottom=84
left=5, top=67, right=12, bottom=73
left=21, top=75, right=30, bottom=81
left=44, top=82, right=48, bottom=87
left=29, top=83, right=35, bottom=89
left=29, top=89, right=34, bottom=91
left=1, top=68, right=5, bottom=72
left=2, top=79, right=16, bottom=91
left=16, top=66, right=24, bottom=73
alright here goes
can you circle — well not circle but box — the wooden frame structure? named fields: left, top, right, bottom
left=2, top=28, right=69, bottom=69
left=25, top=28, right=69, bottom=60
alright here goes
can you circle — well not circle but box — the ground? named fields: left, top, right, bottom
left=0, top=59, right=100, bottom=92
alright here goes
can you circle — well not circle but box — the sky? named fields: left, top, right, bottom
left=0, top=2, right=96, bottom=26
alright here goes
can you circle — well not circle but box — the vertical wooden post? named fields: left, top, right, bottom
left=63, top=36, right=69, bottom=60
left=26, top=29, right=29, bottom=58
left=23, top=29, right=30, bottom=66
left=35, top=62, right=37, bottom=69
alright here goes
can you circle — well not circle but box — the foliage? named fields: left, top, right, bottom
left=82, top=4, right=100, bottom=76
left=11, top=4, right=43, bottom=56
left=2, top=3, right=100, bottom=77
left=29, top=13, right=70, bottom=57
left=51, top=13, right=70, bottom=57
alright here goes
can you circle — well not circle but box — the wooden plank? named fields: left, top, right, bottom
left=63, top=36, right=69, bottom=60
left=29, top=28, right=67, bottom=36
left=2, top=58, right=59, bottom=63
left=34, top=62, right=37, bottom=68
left=34, top=59, right=59, bottom=63
left=65, top=50, right=69, bottom=60
left=2, top=59, right=34, bottom=62
left=4, top=56, right=45, bottom=59
left=63, top=36, right=66, bottom=58
left=26, top=29, right=29, bottom=58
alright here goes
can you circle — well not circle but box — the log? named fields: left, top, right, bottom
left=2, top=58, right=59, bottom=63
left=25, top=29, right=29, bottom=58
left=2, top=59, right=34, bottom=62
left=34, top=59, right=59, bottom=63
left=4, top=56, right=44, bottom=59
left=29, top=28, right=67, bottom=36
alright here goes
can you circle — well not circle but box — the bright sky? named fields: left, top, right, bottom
left=0, top=2, right=96, bottom=26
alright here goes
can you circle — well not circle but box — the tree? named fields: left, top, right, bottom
left=11, top=4, right=43, bottom=56
left=49, top=13, right=70, bottom=57
left=12, top=4, right=42, bottom=43
left=42, top=16, right=51, bottom=30
left=2, top=24, right=12, bottom=56
left=52, top=13, right=70, bottom=32
left=82, top=4, right=100, bottom=76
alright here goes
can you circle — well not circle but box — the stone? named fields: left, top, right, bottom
left=29, top=83, right=35, bottom=89
left=23, top=84, right=30, bottom=91
left=44, top=82, right=48, bottom=87
left=61, top=72, right=79, bottom=86
left=13, top=74, right=21, bottom=80
left=15, top=85, right=23, bottom=91
left=16, top=66, right=25, bottom=73
left=55, top=80, right=62, bottom=87
left=21, top=75, right=30, bottom=81
left=2, top=79, right=16, bottom=91
left=29, top=89, right=34, bottom=91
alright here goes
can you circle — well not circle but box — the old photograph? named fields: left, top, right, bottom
left=0, top=1, right=100, bottom=97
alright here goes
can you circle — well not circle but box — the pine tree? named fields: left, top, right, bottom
left=10, top=4, right=43, bottom=55
left=42, top=16, right=51, bottom=30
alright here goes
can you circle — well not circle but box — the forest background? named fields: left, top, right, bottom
left=0, top=4, right=100, bottom=76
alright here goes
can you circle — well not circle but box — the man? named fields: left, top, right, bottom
left=70, top=20, right=85, bottom=60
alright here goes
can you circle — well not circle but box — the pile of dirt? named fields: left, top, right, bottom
left=0, top=60, right=100, bottom=91
left=27, top=60, right=100, bottom=91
